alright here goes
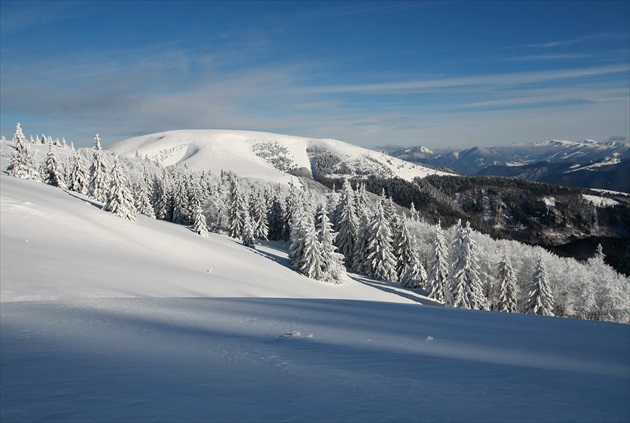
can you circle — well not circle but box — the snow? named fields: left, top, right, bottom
left=582, top=194, right=620, bottom=208
left=543, top=196, right=556, bottom=209
left=1, top=146, right=629, bottom=422
left=564, top=157, right=622, bottom=173
left=109, top=129, right=451, bottom=185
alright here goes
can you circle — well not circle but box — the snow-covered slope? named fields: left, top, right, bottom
left=109, top=129, right=451, bottom=184
left=1, top=160, right=629, bottom=422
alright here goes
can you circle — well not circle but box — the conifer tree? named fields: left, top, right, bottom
left=334, top=179, right=358, bottom=266
left=153, top=172, right=174, bottom=221
left=315, top=205, right=345, bottom=283
left=288, top=192, right=311, bottom=271
left=8, top=123, right=39, bottom=181
left=267, top=194, right=288, bottom=241
left=250, top=191, right=269, bottom=240
left=134, top=174, right=156, bottom=218
left=495, top=248, right=519, bottom=313
left=103, top=156, right=136, bottom=221
left=448, top=221, right=486, bottom=310
left=191, top=200, right=209, bottom=236
left=426, top=222, right=449, bottom=302
left=352, top=209, right=372, bottom=274
left=44, top=143, right=65, bottom=188
left=400, top=259, right=428, bottom=289
left=172, top=171, right=192, bottom=225
left=227, top=175, right=248, bottom=238
left=365, top=201, right=397, bottom=281
left=393, top=216, right=415, bottom=281
left=242, top=214, right=256, bottom=247
left=297, top=209, right=325, bottom=279
left=88, top=134, right=109, bottom=202
left=526, top=254, right=554, bottom=316
left=68, top=151, right=88, bottom=194
left=409, top=202, right=420, bottom=222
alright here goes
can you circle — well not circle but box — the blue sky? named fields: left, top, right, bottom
left=1, top=1, right=628, bottom=149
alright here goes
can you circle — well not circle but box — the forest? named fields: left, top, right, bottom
left=6, top=123, right=630, bottom=323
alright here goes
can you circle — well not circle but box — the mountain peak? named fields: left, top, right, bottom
left=109, top=129, right=451, bottom=185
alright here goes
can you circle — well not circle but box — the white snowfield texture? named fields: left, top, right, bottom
left=1, top=159, right=629, bottom=422
left=109, top=129, right=451, bottom=184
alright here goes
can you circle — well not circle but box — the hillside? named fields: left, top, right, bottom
left=2, top=171, right=629, bottom=422
left=109, top=129, right=451, bottom=184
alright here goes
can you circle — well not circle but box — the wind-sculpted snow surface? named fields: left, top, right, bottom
left=109, top=129, right=450, bottom=184
left=1, top=163, right=629, bottom=422
left=2, top=298, right=628, bottom=422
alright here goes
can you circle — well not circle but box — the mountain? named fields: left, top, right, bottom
left=387, top=139, right=630, bottom=192
left=2, top=157, right=628, bottom=423
left=110, top=129, right=451, bottom=185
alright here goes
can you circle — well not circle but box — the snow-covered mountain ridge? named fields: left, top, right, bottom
left=387, top=138, right=630, bottom=192
left=110, top=129, right=451, bottom=184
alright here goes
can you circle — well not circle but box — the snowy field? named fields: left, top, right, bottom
left=1, top=171, right=629, bottom=422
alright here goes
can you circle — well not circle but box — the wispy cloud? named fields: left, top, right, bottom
left=520, top=33, right=628, bottom=49
left=311, top=64, right=630, bottom=95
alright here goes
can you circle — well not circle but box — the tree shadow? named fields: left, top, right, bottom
left=348, top=274, right=444, bottom=306
left=64, top=190, right=103, bottom=210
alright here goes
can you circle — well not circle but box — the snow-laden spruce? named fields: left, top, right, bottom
left=103, top=155, right=137, bottom=221
left=7, top=123, right=39, bottom=181
left=88, top=135, right=109, bottom=202
left=365, top=199, right=397, bottom=282
left=393, top=216, right=416, bottom=281
left=448, top=220, right=487, bottom=310
left=68, top=151, right=88, bottom=194
left=495, top=248, right=519, bottom=313
left=44, top=142, right=65, bottom=188
left=526, top=254, right=554, bottom=316
left=426, top=222, right=449, bottom=302
left=334, top=179, right=359, bottom=267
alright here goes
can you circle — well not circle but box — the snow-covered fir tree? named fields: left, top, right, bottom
left=426, top=222, right=449, bottom=302
left=334, top=179, right=359, bottom=267
left=267, top=194, right=288, bottom=241
left=288, top=190, right=311, bottom=271
left=172, top=171, right=192, bottom=225
left=400, top=259, right=428, bottom=289
left=7, top=123, right=39, bottom=181
left=495, top=248, right=519, bottom=313
left=526, top=254, right=554, bottom=316
left=250, top=190, right=269, bottom=240
left=365, top=201, right=397, bottom=281
left=315, top=205, right=345, bottom=284
left=448, top=221, right=486, bottom=310
left=103, top=156, right=136, bottom=221
left=242, top=214, right=256, bottom=247
left=152, top=172, right=174, bottom=222
left=352, top=209, right=372, bottom=274
left=408, top=202, right=420, bottom=222
left=191, top=200, right=208, bottom=236
left=227, top=175, right=248, bottom=239
left=134, top=174, right=156, bottom=218
left=68, top=151, right=88, bottom=194
left=44, top=143, right=65, bottom=188
left=294, top=207, right=322, bottom=278
left=393, top=216, right=415, bottom=281
left=88, top=134, right=109, bottom=202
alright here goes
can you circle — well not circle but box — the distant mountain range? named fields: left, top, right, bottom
left=383, top=140, right=629, bottom=193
